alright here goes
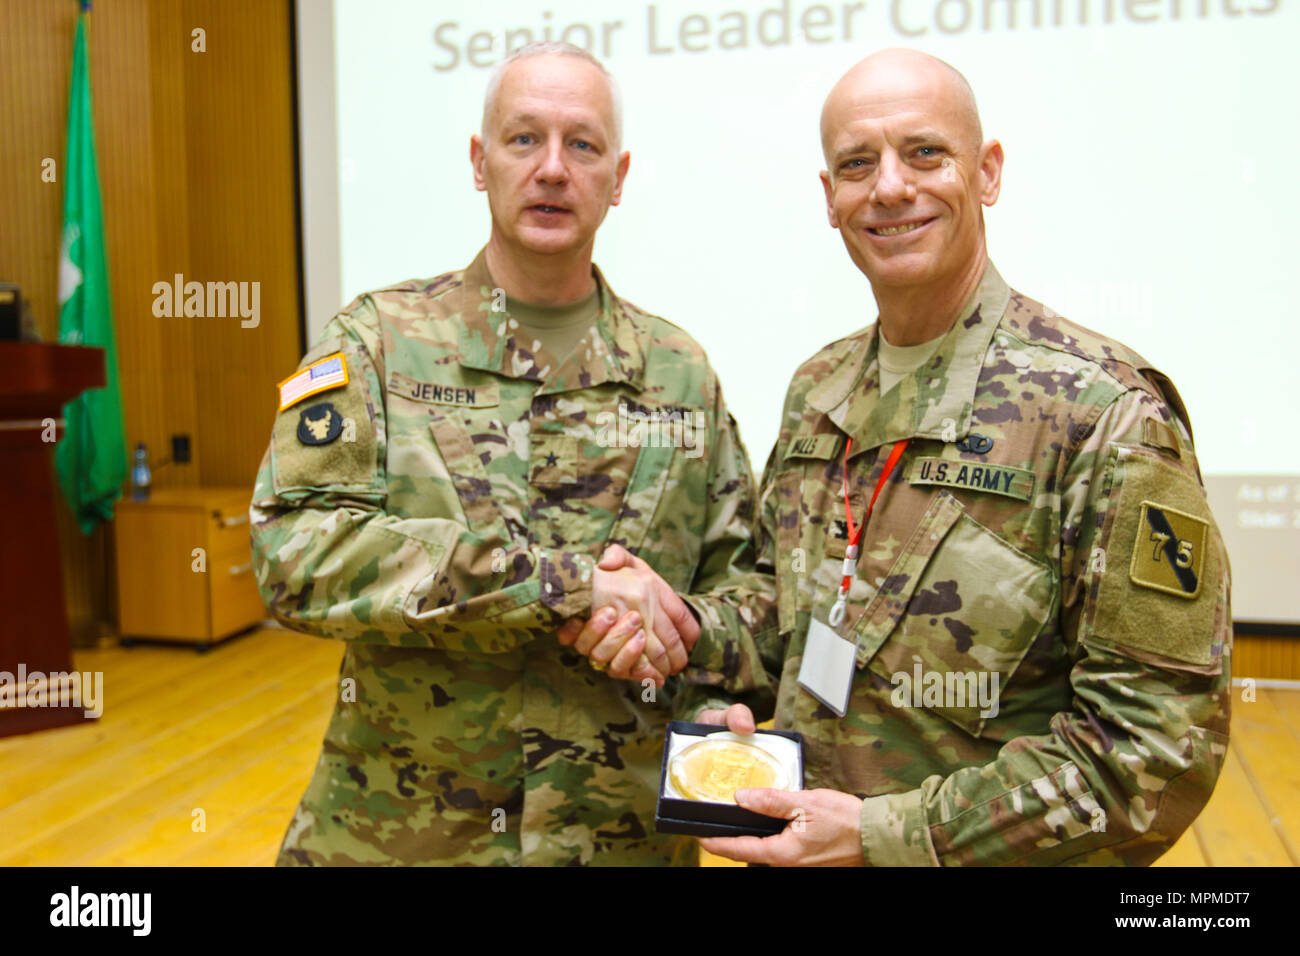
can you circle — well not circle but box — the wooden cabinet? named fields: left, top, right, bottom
left=114, top=487, right=267, bottom=648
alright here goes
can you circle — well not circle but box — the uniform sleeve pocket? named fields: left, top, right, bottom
left=861, top=505, right=1056, bottom=738
left=272, top=337, right=381, bottom=497
left=1081, top=446, right=1224, bottom=672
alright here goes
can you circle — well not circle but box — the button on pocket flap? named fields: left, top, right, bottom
left=855, top=492, right=965, bottom=666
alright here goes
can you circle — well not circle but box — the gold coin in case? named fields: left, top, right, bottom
left=668, top=736, right=788, bottom=804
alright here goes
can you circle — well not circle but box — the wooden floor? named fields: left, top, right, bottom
left=1, top=627, right=1297, bottom=867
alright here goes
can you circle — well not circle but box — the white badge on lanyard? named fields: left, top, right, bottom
left=796, top=436, right=910, bottom=720
left=797, top=612, right=858, bottom=718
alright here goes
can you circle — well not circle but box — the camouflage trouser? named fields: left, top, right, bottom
left=275, top=643, right=698, bottom=867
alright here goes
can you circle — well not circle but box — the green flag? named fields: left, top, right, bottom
left=55, top=9, right=126, bottom=534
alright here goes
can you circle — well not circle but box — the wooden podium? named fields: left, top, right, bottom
left=0, top=342, right=106, bottom=738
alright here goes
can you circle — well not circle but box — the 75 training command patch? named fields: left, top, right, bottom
left=1084, top=446, right=1222, bottom=667
left=1129, top=501, right=1207, bottom=598
left=278, top=352, right=348, bottom=410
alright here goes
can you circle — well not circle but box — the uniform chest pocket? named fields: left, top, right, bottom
left=598, top=403, right=711, bottom=591
left=525, top=401, right=707, bottom=591
left=859, top=506, right=1055, bottom=737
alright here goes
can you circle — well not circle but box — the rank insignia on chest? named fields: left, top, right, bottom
left=297, top=401, right=343, bottom=445
left=824, top=514, right=854, bottom=558
left=1129, top=501, right=1207, bottom=598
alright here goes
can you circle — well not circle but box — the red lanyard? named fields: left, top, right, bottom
left=829, top=437, right=910, bottom=625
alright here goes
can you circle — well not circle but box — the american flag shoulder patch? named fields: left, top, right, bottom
left=278, top=352, right=349, bottom=411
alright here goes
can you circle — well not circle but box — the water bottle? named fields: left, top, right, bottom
left=131, top=441, right=151, bottom=501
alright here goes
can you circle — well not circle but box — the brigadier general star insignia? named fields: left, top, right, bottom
left=297, top=401, right=342, bottom=445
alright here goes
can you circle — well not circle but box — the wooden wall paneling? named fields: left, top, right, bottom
left=183, top=0, right=302, bottom=490
left=88, top=1, right=164, bottom=636
left=87, top=0, right=158, bottom=482
left=147, top=0, right=202, bottom=488
left=1, top=1, right=302, bottom=645
left=0, top=0, right=67, bottom=343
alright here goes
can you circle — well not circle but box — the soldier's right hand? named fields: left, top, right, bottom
left=592, top=545, right=698, bottom=670
left=696, top=704, right=757, bottom=735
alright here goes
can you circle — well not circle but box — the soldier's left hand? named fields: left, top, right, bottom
left=699, top=788, right=866, bottom=866
left=559, top=545, right=699, bottom=685
left=557, top=608, right=669, bottom=687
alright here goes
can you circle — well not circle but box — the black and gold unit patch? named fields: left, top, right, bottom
left=297, top=401, right=343, bottom=446
left=1129, top=501, right=1207, bottom=598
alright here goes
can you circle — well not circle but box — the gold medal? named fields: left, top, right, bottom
left=668, top=736, right=787, bottom=804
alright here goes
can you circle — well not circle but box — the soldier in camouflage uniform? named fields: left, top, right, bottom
left=584, top=49, right=1232, bottom=865
left=249, top=43, right=764, bottom=865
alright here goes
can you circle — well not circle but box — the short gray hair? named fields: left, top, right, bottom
left=481, top=41, right=624, bottom=151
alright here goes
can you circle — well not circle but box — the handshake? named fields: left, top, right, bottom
left=557, top=544, right=701, bottom=688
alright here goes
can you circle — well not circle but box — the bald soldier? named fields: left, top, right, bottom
left=579, top=49, right=1231, bottom=866
left=249, top=42, right=765, bottom=865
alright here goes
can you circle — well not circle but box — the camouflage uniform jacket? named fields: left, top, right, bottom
left=679, top=262, right=1232, bottom=866
left=250, top=249, right=764, bottom=865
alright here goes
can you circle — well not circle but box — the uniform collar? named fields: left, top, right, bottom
left=454, top=247, right=646, bottom=394
left=806, top=261, right=1010, bottom=457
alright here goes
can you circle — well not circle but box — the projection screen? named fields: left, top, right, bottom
left=296, top=0, right=1299, bottom=625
